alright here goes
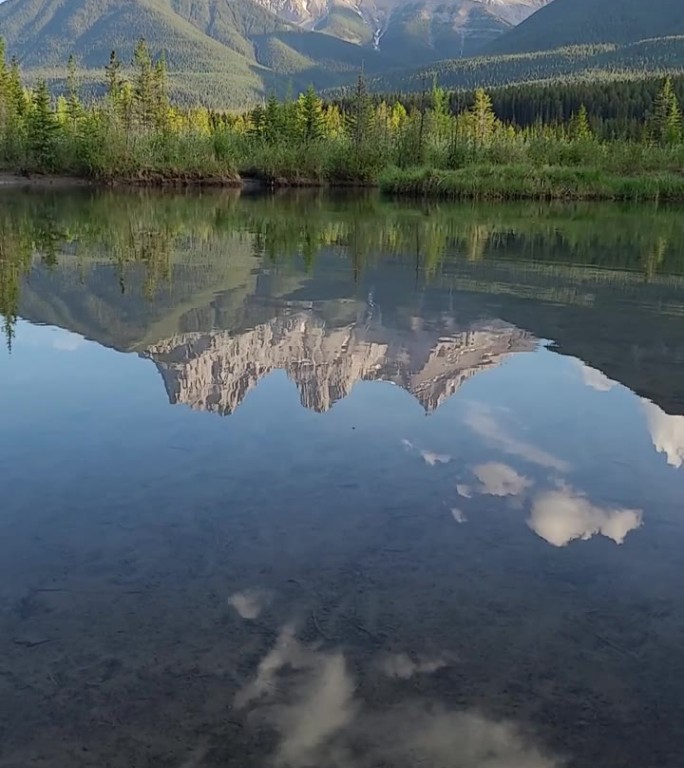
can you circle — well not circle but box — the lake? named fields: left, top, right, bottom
left=1, top=189, right=683, bottom=768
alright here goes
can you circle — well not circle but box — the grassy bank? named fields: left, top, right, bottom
left=379, top=166, right=684, bottom=201
left=6, top=164, right=684, bottom=202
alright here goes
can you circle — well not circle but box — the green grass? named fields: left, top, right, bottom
left=379, top=165, right=684, bottom=201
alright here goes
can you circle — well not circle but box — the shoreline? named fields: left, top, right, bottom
left=0, top=173, right=94, bottom=188
left=2, top=168, right=684, bottom=202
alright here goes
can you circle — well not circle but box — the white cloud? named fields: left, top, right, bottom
left=274, top=652, right=358, bottom=768
left=421, top=450, right=451, bottom=466
left=642, top=399, right=684, bottom=469
left=235, top=625, right=358, bottom=766
left=456, top=484, right=473, bottom=499
left=370, top=706, right=561, bottom=768
left=529, top=484, right=642, bottom=547
left=451, top=507, right=468, bottom=524
left=235, top=624, right=307, bottom=708
left=379, top=653, right=447, bottom=679
left=472, top=463, right=532, bottom=497
left=237, top=627, right=561, bottom=768
left=575, top=361, right=617, bottom=392
left=52, top=329, right=85, bottom=351
left=464, top=403, right=569, bottom=472
left=228, top=589, right=272, bottom=620
left=401, top=439, right=450, bottom=466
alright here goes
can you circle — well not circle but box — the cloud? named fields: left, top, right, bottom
left=235, top=625, right=358, bottom=766
left=575, top=361, right=617, bottom=392
left=451, top=507, right=468, bottom=524
left=401, top=439, right=450, bottom=466
left=274, top=652, right=358, bottom=767
left=229, top=589, right=271, bottom=620
left=237, top=627, right=562, bottom=768
left=235, top=624, right=307, bottom=708
left=421, top=450, right=451, bottom=466
left=642, top=399, right=684, bottom=469
left=52, top=330, right=85, bottom=352
left=464, top=404, right=569, bottom=472
left=529, top=484, right=642, bottom=547
left=379, top=653, right=447, bottom=679
left=456, top=484, right=473, bottom=499
left=370, top=706, right=561, bottom=768
left=472, top=463, right=532, bottom=497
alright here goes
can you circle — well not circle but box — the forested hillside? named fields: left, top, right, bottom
left=0, top=0, right=396, bottom=106
left=2, top=0, right=684, bottom=105
left=489, top=0, right=684, bottom=54
left=0, top=0, right=553, bottom=107
left=366, top=38, right=684, bottom=95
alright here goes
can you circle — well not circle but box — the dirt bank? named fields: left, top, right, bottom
left=0, top=173, right=93, bottom=189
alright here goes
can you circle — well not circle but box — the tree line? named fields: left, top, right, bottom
left=370, top=75, right=684, bottom=140
left=1, top=38, right=684, bottom=186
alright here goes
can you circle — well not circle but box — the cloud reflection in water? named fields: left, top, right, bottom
left=463, top=403, right=569, bottom=472
left=452, top=402, right=644, bottom=547
left=236, top=626, right=562, bottom=768
left=529, top=484, right=643, bottom=547
left=642, top=399, right=684, bottom=469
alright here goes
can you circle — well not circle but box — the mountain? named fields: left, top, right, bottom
left=365, top=0, right=684, bottom=99
left=0, top=0, right=549, bottom=105
left=144, top=313, right=534, bottom=415
left=489, top=0, right=684, bottom=54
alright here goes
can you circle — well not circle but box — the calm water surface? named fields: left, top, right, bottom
left=1, top=191, right=684, bottom=768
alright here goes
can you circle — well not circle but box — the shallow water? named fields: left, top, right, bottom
left=1, top=190, right=684, bottom=768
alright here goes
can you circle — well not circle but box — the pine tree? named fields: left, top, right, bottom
left=0, top=39, right=7, bottom=118
left=0, top=40, right=9, bottom=154
left=249, top=104, right=266, bottom=139
left=323, top=103, right=343, bottom=138
left=66, top=54, right=82, bottom=130
left=665, top=97, right=682, bottom=145
left=133, top=39, right=154, bottom=129
left=648, top=77, right=682, bottom=145
left=429, top=81, right=451, bottom=140
left=347, top=73, right=375, bottom=150
left=152, top=54, right=170, bottom=131
left=467, top=88, right=498, bottom=145
left=569, top=104, right=592, bottom=140
left=389, top=102, right=407, bottom=133
left=0, top=56, right=27, bottom=161
left=263, top=93, right=282, bottom=145
left=26, top=81, right=58, bottom=170
left=105, top=50, right=124, bottom=109
left=6, top=59, right=25, bottom=118
left=297, top=86, right=325, bottom=143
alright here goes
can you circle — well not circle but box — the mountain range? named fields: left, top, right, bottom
left=144, top=313, right=534, bottom=415
left=1, top=0, right=682, bottom=105
left=0, top=0, right=549, bottom=105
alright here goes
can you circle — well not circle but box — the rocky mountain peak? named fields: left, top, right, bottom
left=142, top=311, right=535, bottom=415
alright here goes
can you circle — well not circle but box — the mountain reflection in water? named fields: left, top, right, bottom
left=1, top=189, right=684, bottom=768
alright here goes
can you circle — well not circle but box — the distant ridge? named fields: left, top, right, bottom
left=489, top=0, right=684, bottom=54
